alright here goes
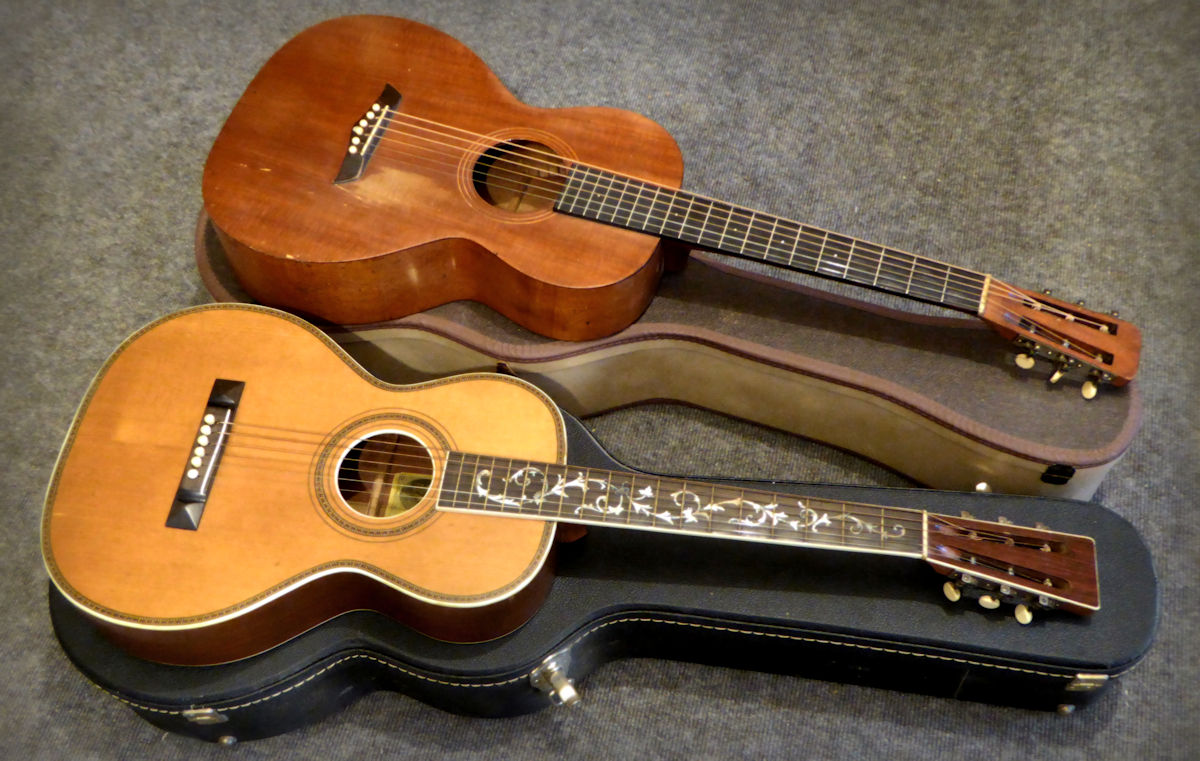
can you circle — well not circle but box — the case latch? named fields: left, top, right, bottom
left=1065, top=673, right=1109, bottom=692
left=181, top=707, right=228, bottom=725
left=530, top=654, right=581, bottom=707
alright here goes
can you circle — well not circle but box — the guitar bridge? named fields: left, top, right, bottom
left=165, top=379, right=244, bottom=530
left=333, top=84, right=401, bottom=183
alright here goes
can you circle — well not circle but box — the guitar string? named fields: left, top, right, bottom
left=194, top=421, right=1075, bottom=593
left=367, top=111, right=1114, bottom=333
left=360, top=113, right=1114, bottom=335
left=202, top=421, right=929, bottom=532
left=360, top=114, right=995, bottom=306
left=214, top=423, right=1077, bottom=549
left=348, top=134, right=1112, bottom=364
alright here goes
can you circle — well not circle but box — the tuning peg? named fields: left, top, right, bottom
left=978, top=594, right=1001, bottom=610
left=1014, top=604, right=1034, bottom=625
left=1081, top=379, right=1098, bottom=400
left=1014, top=352, right=1036, bottom=370
left=1048, top=365, right=1067, bottom=384
left=942, top=581, right=962, bottom=603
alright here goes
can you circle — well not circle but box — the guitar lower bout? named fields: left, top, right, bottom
left=42, top=304, right=568, bottom=664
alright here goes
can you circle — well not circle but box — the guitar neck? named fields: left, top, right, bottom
left=555, top=164, right=988, bottom=314
left=439, top=451, right=926, bottom=559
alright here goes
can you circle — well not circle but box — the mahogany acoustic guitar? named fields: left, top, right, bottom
left=42, top=305, right=1100, bottom=667
left=202, top=16, right=1139, bottom=398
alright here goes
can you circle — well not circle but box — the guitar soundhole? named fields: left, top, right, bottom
left=336, top=432, right=433, bottom=519
left=471, top=140, right=565, bottom=213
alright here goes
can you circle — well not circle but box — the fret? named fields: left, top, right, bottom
left=612, top=176, right=640, bottom=228
left=682, top=194, right=709, bottom=243
left=554, top=166, right=993, bottom=317
left=751, top=214, right=778, bottom=260
left=655, top=189, right=679, bottom=238
left=778, top=220, right=803, bottom=269
left=562, top=165, right=598, bottom=217
left=618, top=472, right=637, bottom=527
left=595, top=174, right=623, bottom=225
left=441, top=450, right=926, bottom=557
left=627, top=180, right=652, bottom=230
left=555, top=165, right=583, bottom=215
left=645, top=185, right=669, bottom=235
left=547, top=462, right=570, bottom=521
left=811, top=226, right=831, bottom=272
left=695, top=198, right=717, bottom=248
left=437, top=452, right=466, bottom=510
left=907, top=259, right=951, bottom=304
left=818, top=232, right=856, bottom=279
left=586, top=171, right=616, bottom=222
left=732, top=210, right=756, bottom=256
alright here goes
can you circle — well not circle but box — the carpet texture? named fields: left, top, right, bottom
left=2, top=1, right=1196, bottom=758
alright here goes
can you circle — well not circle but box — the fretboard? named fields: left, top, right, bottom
left=438, top=452, right=925, bottom=558
left=554, top=164, right=987, bottom=314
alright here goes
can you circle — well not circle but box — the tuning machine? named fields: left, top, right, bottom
left=941, top=574, right=1052, bottom=626
left=1011, top=339, right=1107, bottom=400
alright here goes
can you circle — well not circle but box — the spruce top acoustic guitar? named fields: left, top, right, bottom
left=202, top=15, right=1139, bottom=398
left=42, top=305, right=1100, bottom=667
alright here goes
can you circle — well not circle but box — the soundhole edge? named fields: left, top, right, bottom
left=336, top=431, right=434, bottom=519
left=471, top=139, right=565, bottom=213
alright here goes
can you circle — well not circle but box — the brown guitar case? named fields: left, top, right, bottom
left=48, top=407, right=1158, bottom=743
left=196, top=212, right=1141, bottom=499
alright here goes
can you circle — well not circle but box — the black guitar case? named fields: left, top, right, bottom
left=48, top=411, right=1158, bottom=744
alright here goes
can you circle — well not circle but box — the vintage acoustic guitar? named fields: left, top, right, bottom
left=42, top=305, right=1100, bottom=667
left=202, top=16, right=1139, bottom=397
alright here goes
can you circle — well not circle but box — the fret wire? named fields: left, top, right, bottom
left=693, top=197, right=712, bottom=248
left=630, top=179, right=649, bottom=229
left=435, top=449, right=927, bottom=555
left=761, top=215, right=779, bottom=260
left=869, top=242, right=884, bottom=287
left=621, top=471, right=636, bottom=527
left=581, top=169, right=604, bottom=220
left=602, top=175, right=624, bottom=225
left=657, top=186, right=676, bottom=234
left=572, top=167, right=595, bottom=217
left=557, top=166, right=990, bottom=305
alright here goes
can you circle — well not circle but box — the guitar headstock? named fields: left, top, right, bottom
left=979, top=280, right=1141, bottom=398
left=924, top=512, right=1099, bottom=624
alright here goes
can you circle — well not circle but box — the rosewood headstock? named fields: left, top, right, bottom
left=924, top=512, right=1100, bottom=625
left=979, top=280, right=1141, bottom=398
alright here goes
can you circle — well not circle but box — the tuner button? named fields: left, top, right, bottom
left=1048, top=366, right=1067, bottom=384
left=978, top=594, right=1001, bottom=610
left=1081, top=380, right=1098, bottom=400
left=974, top=482, right=991, bottom=493
left=1015, top=353, right=1036, bottom=370
left=942, top=581, right=962, bottom=603
left=1015, top=604, right=1034, bottom=625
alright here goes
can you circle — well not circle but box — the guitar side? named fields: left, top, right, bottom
left=202, top=15, right=685, bottom=338
left=41, top=305, right=564, bottom=665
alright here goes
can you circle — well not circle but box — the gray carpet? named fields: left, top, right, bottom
left=3, top=0, right=1197, bottom=758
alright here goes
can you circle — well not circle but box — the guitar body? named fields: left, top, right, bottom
left=48, top=410, right=1159, bottom=740
left=202, top=15, right=684, bottom=338
left=41, top=304, right=563, bottom=665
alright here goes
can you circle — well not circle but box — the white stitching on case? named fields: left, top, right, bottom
left=94, top=614, right=1099, bottom=717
